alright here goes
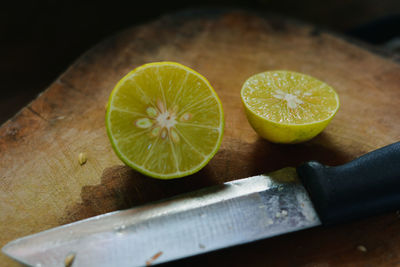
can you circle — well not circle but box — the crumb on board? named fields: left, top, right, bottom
left=146, top=251, right=163, bottom=266
left=78, top=152, right=87, bottom=165
left=357, top=245, right=367, bottom=253
left=276, top=210, right=288, bottom=218
left=65, top=252, right=76, bottom=267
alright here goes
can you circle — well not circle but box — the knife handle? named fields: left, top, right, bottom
left=297, top=142, right=400, bottom=225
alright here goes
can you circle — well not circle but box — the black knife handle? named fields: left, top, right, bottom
left=297, top=142, right=400, bottom=225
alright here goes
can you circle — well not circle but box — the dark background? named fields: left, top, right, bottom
left=1, top=0, right=399, bottom=124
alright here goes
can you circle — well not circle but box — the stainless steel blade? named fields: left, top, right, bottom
left=3, top=167, right=321, bottom=267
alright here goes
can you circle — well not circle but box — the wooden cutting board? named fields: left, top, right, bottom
left=1, top=9, right=399, bottom=267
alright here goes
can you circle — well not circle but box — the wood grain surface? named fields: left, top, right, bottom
left=1, top=9, right=399, bottom=267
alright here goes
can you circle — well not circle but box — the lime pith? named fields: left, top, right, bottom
left=106, top=62, right=224, bottom=179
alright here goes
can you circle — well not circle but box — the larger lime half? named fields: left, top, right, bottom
left=106, top=62, right=224, bottom=179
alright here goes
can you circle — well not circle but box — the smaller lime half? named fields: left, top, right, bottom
left=241, top=70, right=339, bottom=143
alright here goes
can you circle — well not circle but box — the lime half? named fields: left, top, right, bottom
left=106, top=62, right=224, bottom=179
left=241, top=70, right=339, bottom=143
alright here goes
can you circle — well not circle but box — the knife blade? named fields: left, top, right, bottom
left=3, top=142, right=400, bottom=267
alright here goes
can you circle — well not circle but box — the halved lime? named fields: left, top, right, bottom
left=241, top=70, right=339, bottom=143
left=106, top=62, right=224, bottom=179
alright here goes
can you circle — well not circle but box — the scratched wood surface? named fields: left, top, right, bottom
left=1, top=9, right=399, bottom=267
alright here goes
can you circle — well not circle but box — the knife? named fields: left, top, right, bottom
left=3, top=142, right=400, bottom=267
